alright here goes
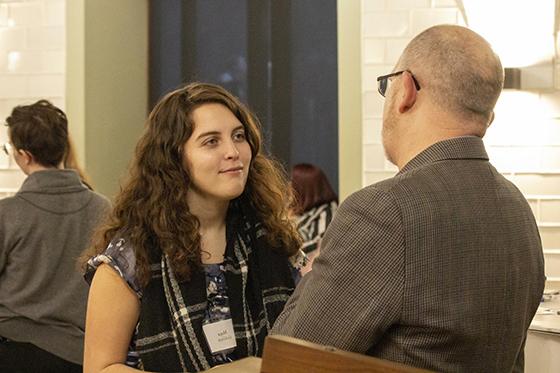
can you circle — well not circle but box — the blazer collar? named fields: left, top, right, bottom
left=397, top=136, right=489, bottom=175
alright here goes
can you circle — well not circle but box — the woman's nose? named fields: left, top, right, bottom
left=225, top=140, right=240, bottom=159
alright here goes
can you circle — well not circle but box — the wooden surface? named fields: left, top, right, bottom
left=260, top=335, right=433, bottom=373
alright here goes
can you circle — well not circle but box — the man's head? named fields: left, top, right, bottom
left=380, top=25, right=504, bottom=168
left=5, top=100, right=68, bottom=174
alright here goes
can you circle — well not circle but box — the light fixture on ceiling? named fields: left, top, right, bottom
left=458, top=0, right=555, bottom=68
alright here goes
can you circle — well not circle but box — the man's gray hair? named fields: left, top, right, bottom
left=399, top=25, right=504, bottom=125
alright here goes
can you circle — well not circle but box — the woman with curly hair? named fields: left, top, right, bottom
left=83, top=83, right=303, bottom=372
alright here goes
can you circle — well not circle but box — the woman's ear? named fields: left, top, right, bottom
left=397, top=71, right=418, bottom=114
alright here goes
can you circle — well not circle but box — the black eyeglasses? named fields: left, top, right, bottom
left=376, top=70, right=421, bottom=97
left=2, top=143, right=12, bottom=156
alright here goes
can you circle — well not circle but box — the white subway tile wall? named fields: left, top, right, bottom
left=0, top=152, right=8, bottom=169
left=410, top=8, right=460, bottom=34
left=528, top=199, right=539, bottom=218
left=363, top=90, right=383, bottom=118
left=0, top=168, right=25, bottom=198
left=363, top=38, right=385, bottom=64
left=555, top=63, right=560, bottom=90
left=363, top=118, right=381, bottom=144
left=360, top=0, right=560, bottom=289
left=541, top=227, right=560, bottom=251
left=43, top=0, right=64, bottom=26
left=522, top=61, right=555, bottom=90
left=363, top=169, right=397, bottom=186
left=540, top=199, right=560, bottom=222
left=388, top=0, right=431, bottom=10
left=540, top=92, right=560, bottom=117
left=384, top=38, right=409, bottom=64
left=544, top=249, right=560, bottom=280
left=27, top=25, right=64, bottom=49
left=432, top=0, right=458, bottom=7
left=505, top=174, right=560, bottom=196
left=363, top=144, right=387, bottom=170
left=363, top=12, right=410, bottom=37
left=0, top=0, right=65, bottom=197
left=0, top=28, right=25, bottom=50
left=362, top=0, right=385, bottom=13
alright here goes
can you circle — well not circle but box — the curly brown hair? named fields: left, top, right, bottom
left=85, top=82, right=301, bottom=287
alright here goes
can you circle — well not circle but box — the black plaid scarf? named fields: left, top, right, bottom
left=135, top=204, right=295, bottom=372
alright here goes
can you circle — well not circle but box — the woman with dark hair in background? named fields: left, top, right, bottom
left=83, top=82, right=303, bottom=372
left=0, top=100, right=110, bottom=372
left=291, top=163, right=338, bottom=273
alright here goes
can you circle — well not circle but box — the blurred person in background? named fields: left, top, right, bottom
left=0, top=100, right=110, bottom=372
left=291, top=163, right=337, bottom=274
left=64, top=137, right=94, bottom=190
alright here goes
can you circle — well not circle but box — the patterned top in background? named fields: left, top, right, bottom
left=296, top=201, right=337, bottom=254
left=85, top=236, right=305, bottom=368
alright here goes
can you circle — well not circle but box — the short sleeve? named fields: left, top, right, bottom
left=84, top=236, right=143, bottom=298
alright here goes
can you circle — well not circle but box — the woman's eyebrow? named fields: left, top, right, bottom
left=195, top=131, right=220, bottom=141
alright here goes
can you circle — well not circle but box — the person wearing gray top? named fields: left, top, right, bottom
left=0, top=100, right=110, bottom=372
left=273, top=25, right=545, bottom=372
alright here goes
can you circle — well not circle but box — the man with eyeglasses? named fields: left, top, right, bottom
left=0, top=100, right=111, bottom=372
left=273, top=25, right=544, bottom=372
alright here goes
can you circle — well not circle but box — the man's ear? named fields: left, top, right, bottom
left=18, top=149, right=33, bottom=165
left=397, top=71, right=418, bottom=114
left=487, top=111, right=495, bottom=128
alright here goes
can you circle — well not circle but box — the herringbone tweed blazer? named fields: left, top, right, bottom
left=273, top=136, right=545, bottom=373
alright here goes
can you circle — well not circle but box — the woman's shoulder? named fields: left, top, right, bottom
left=85, top=235, right=143, bottom=298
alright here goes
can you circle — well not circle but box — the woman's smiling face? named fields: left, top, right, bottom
left=183, top=103, right=252, bottom=204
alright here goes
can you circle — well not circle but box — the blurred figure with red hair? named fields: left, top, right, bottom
left=291, top=163, right=338, bottom=273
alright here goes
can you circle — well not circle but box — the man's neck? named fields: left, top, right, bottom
left=25, top=163, right=60, bottom=175
left=395, top=121, right=482, bottom=170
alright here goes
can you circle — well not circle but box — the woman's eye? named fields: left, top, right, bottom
left=233, top=132, right=246, bottom=141
left=204, top=138, right=218, bottom=146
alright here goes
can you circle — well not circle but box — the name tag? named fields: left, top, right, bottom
left=202, top=318, right=237, bottom=354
